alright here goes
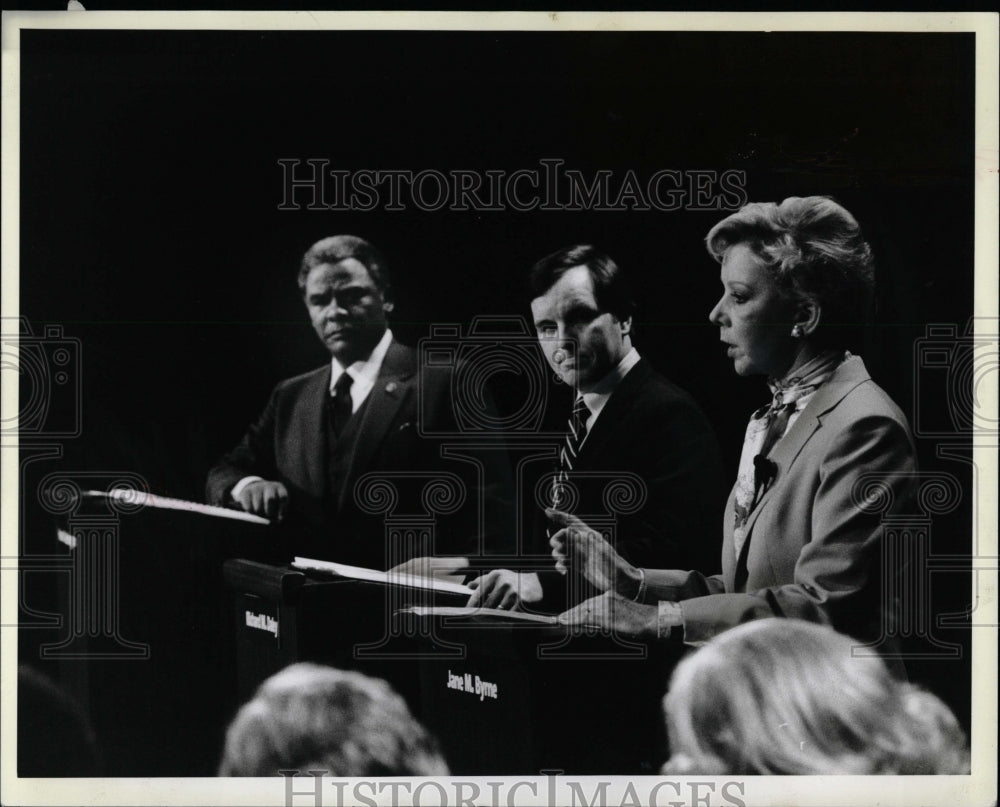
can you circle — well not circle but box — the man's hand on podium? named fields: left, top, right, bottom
left=466, top=570, right=543, bottom=611
left=235, top=479, right=289, bottom=522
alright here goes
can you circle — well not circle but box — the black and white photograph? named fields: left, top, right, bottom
left=1, top=9, right=996, bottom=807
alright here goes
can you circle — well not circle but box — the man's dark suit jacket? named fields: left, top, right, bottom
left=206, top=340, right=513, bottom=569
left=535, top=358, right=724, bottom=610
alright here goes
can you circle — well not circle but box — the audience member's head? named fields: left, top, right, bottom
left=18, top=665, right=102, bottom=776
left=662, top=619, right=970, bottom=775
left=218, top=663, right=449, bottom=777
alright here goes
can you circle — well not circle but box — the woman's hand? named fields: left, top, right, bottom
left=557, top=592, right=659, bottom=638
left=546, top=508, right=644, bottom=598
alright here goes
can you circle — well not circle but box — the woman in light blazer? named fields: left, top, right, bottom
left=550, top=196, right=918, bottom=648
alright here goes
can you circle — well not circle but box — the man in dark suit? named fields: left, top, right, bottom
left=206, top=235, right=509, bottom=570
left=468, top=244, right=723, bottom=611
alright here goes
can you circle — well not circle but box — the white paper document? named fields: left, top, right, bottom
left=292, top=556, right=474, bottom=596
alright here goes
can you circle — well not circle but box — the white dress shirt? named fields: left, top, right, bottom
left=329, top=328, right=394, bottom=413
left=577, top=347, right=641, bottom=440
left=231, top=329, right=394, bottom=500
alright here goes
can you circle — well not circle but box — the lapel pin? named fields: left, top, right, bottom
left=385, top=381, right=398, bottom=394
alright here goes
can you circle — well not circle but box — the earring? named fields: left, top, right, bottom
left=791, top=324, right=803, bottom=338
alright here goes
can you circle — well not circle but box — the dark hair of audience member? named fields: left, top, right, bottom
left=18, top=665, right=102, bottom=777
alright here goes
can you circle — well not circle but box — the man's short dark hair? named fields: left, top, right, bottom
left=298, top=235, right=392, bottom=301
left=529, top=244, right=636, bottom=321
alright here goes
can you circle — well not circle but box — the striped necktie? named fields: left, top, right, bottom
left=552, top=396, right=590, bottom=509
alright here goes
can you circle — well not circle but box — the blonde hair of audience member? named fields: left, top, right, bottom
left=662, top=619, right=969, bottom=775
left=218, top=663, right=449, bottom=776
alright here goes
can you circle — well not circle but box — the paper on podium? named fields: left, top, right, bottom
left=292, top=557, right=474, bottom=596
left=399, top=605, right=560, bottom=624
left=83, top=489, right=271, bottom=524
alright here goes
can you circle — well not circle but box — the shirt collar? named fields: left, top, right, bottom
left=580, top=348, right=641, bottom=417
left=330, top=328, right=394, bottom=394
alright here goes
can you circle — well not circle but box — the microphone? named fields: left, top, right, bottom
left=752, top=455, right=777, bottom=492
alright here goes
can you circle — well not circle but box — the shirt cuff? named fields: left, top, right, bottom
left=657, top=600, right=685, bottom=641
left=230, top=476, right=264, bottom=501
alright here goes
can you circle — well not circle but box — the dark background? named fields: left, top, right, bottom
left=14, top=28, right=978, bottom=772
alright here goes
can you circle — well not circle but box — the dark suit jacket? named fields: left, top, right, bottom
left=644, top=356, right=918, bottom=646
left=537, top=358, right=724, bottom=609
left=206, top=340, right=513, bottom=569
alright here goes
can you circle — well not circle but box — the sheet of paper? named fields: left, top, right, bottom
left=400, top=604, right=560, bottom=624
left=84, top=489, right=271, bottom=525
left=292, top=556, right=474, bottom=596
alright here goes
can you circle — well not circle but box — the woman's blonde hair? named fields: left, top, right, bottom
left=705, top=196, right=875, bottom=348
left=663, top=619, right=969, bottom=775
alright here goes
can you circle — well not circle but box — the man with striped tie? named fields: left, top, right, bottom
left=467, top=245, right=723, bottom=612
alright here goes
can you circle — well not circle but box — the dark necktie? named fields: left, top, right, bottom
left=552, top=396, right=590, bottom=509
left=330, top=372, right=355, bottom=438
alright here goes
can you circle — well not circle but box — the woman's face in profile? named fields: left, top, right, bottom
left=708, top=243, right=799, bottom=378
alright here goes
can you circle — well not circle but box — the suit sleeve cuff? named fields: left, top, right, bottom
left=657, top=600, right=685, bottom=642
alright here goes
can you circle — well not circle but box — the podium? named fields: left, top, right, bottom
left=410, top=613, right=679, bottom=775
left=39, top=485, right=279, bottom=776
left=34, top=484, right=676, bottom=777
left=222, top=558, right=470, bottom=717
left=221, top=560, right=680, bottom=777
